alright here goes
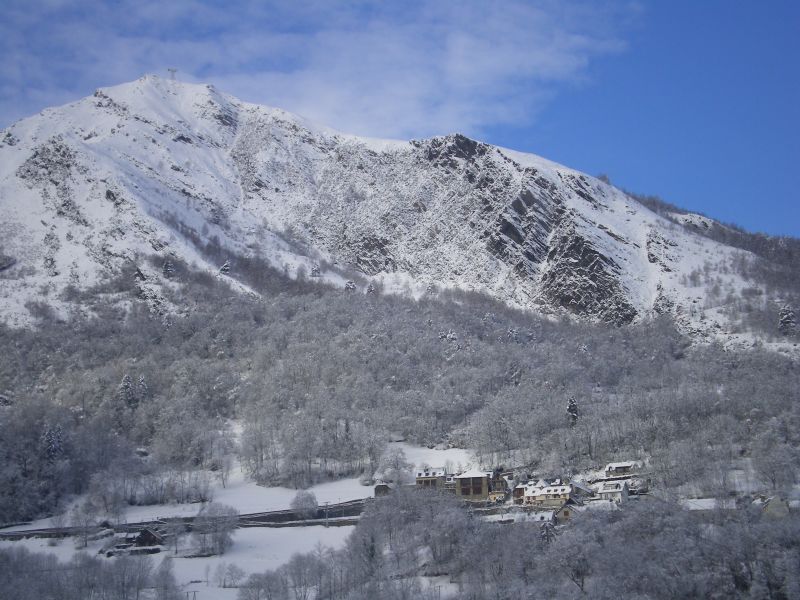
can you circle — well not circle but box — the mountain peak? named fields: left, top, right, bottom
left=0, top=79, right=796, bottom=356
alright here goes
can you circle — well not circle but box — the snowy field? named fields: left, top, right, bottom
left=0, top=525, right=353, bottom=600
left=0, top=441, right=476, bottom=597
left=171, top=525, right=352, bottom=581
left=2, top=441, right=477, bottom=531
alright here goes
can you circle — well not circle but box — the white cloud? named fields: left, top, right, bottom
left=0, top=0, right=634, bottom=138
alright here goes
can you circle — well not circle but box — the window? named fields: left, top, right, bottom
left=472, top=478, right=483, bottom=496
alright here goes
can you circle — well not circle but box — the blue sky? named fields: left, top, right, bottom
left=1, top=1, right=797, bottom=235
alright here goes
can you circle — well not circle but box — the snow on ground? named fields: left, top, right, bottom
left=171, top=525, right=353, bottom=590
left=1, top=442, right=478, bottom=532
left=0, top=525, right=353, bottom=600
left=390, top=441, right=475, bottom=471
left=0, top=534, right=107, bottom=562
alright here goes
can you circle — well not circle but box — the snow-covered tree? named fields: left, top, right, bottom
left=118, top=374, right=136, bottom=409
left=193, top=503, right=239, bottom=555
left=779, top=304, right=796, bottom=335
left=377, top=448, right=411, bottom=484
left=540, top=521, right=557, bottom=545
left=219, top=260, right=231, bottom=275
left=162, top=260, right=175, bottom=278
left=153, top=556, right=181, bottom=600
left=136, top=375, right=149, bottom=403
left=40, top=423, right=65, bottom=463
left=291, top=490, right=319, bottom=520
left=567, top=396, right=579, bottom=427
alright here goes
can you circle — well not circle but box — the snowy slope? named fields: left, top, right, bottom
left=0, top=75, right=786, bottom=348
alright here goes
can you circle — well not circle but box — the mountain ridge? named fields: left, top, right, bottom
left=0, top=75, right=796, bottom=354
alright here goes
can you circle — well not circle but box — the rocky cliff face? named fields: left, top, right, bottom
left=0, top=75, right=781, bottom=345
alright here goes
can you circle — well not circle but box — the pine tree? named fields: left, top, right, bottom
left=118, top=374, right=136, bottom=409
left=540, top=521, right=556, bottom=544
left=779, top=304, right=796, bottom=335
left=162, top=260, right=175, bottom=277
left=567, top=396, right=579, bottom=427
left=41, top=423, right=64, bottom=462
left=136, top=375, right=149, bottom=403
left=219, top=260, right=231, bottom=275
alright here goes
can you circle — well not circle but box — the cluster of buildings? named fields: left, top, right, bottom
left=405, top=460, right=650, bottom=524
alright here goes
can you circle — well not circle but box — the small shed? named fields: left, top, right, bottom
left=604, top=461, right=639, bottom=478
left=134, top=528, right=163, bottom=547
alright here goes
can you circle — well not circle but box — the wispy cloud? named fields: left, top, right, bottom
left=0, top=0, right=636, bottom=138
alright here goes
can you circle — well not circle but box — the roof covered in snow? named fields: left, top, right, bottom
left=680, top=498, right=736, bottom=511
left=605, top=461, right=638, bottom=471
left=455, top=469, right=491, bottom=479
left=416, top=468, right=446, bottom=478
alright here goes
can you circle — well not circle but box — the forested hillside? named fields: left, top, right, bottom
left=1, top=252, right=797, bottom=523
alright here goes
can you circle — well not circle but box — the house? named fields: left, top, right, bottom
left=455, top=469, right=493, bottom=501
left=513, top=483, right=527, bottom=505
left=525, top=484, right=575, bottom=508
left=604, top=461, right=639, bottom=479
left=415, top=467, right=447, bottom=489
left=761, top=497, right=790, bottom=519
left=571, top=481, right=595, bottom=499
left=594, top=481, right=629, bottom=504
left=487, top=470, right=512, bottom=502
left=555, top=500, right=579, bottom=524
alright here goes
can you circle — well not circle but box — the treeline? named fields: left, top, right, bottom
left=238, top=487, right=800, bottom=600
left=0, top=247, right=798, bottom=523
left=0, top=547, right=182, bottom=600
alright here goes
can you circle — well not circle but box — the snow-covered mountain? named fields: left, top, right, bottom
left=0, top=75, right=787, bottom=348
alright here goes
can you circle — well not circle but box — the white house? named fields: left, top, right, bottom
left=594, top=481, right=629, bottom=504
left=525, top=484, right=574, bottom=507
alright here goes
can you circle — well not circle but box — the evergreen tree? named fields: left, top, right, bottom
left=41, top=423, right=65, bottom=463
left=118, top=374, right=136, bottom=409
left=219, top=260, right=231, bottom=275
left=779, top=304, right=796, bottom=335
left=567, top=396, right=579, bottom=427
left=136, top=375, right=149, bottom=403
left=162, top=260, right=175, bottom=278
left=540, top=521, right=556, bottom=545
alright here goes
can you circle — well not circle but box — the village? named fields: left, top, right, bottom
left=375, top=459, right=797, bottom=528
left=371, top=460, right=653, bottom=526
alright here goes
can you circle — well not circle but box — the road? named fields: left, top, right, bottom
left=0, top=498, right=367, bottom=541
